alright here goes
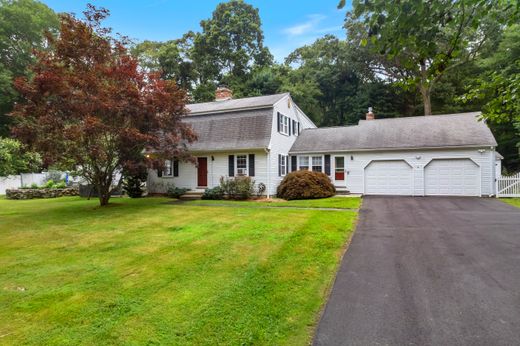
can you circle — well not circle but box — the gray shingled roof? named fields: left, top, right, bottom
left=290, top=112, right=497, bottom=153
left=184, top=108, right=273, bottom=151
left=186, top=93, right=288, bottom=115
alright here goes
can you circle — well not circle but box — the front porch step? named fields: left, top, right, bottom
left=179, top=191, right=204, bottom=200
left=335, top=189, right=351, bottom=195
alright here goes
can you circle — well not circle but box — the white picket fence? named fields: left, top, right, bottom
left=496, top=172, right=520, bottom=197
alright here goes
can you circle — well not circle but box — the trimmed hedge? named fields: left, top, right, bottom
left=277, top=170, right=335, bottom=200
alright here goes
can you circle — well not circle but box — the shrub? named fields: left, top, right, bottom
left=167, top=185, right=189, bottom=198
left=43, top=179, right=55, bottom=188
left=30, top=183, right=39, bottom=189
left=123, top=170, right=147, bottom=198
left=219, top=176, right=255, bottom=200
left=202, top=186, right=224, bottom=200
left=277, top=170, right=335, bottom=200
left=54, top=181, right=66, bottom=189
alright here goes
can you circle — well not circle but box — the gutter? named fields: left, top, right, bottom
left=289, top=144, right=497, bottom=155
left=187, top=105, right=273, bottom=117
left=188, top=147, right=268, bottom=154
left=265, top=147, right=271, bottom=198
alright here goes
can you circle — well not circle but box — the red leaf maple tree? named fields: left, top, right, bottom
left=11, top=5, right=196, bottom=206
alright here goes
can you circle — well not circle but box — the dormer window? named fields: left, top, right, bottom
left=278, top=112, right=290, bottom=135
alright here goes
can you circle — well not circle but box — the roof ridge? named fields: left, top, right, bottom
left=359, top=111, right=481, bottom=122
left=187, top=92, right=289, bottom=107
left=304, top=124, right=359, bottom=130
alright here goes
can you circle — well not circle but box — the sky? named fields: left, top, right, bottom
left=41, top=0, right=351, bottom=63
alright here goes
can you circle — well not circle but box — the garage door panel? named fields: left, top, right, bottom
left=424, top=159, right=479, bottom=196
left=365, top=160, right=413, bottom=195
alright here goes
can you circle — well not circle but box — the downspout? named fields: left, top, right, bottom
left=265, top=147, right=271, bottom=198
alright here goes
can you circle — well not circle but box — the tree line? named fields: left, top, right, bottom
left=129, top=0, right=520, bottom=170
left=0, top=0, right=519, bottom=185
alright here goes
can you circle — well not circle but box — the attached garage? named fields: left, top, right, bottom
left=364, top=160, right=413, bottom=195
left=290, top=112, right=499, bottom=197
left=424, top=159, right=480, bottom=196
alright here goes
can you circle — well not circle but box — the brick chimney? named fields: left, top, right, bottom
left=215, top=86, right=232, bottom=101
left=366, top=107, right=375, bottom=120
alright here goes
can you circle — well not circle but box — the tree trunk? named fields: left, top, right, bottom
left=419, top=61, right=432, bottom=116
left=419, top=84, right=432, bottom=116
left=97, top=182, right=112, bottom=206
left=99, top=190, right=110, bottom=206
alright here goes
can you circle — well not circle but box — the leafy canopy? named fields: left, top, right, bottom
left=342, top=0, right=518, bottom=115
left=0, top=137, right=41, bottom=176
left=11, top=5, right=196, bottom=205
left=0, top=0, right=59, bottom=136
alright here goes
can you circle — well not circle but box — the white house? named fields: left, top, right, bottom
left=289, top=110, right=498, bottom=196
left=148, top=89, right=500, bottom=197
left=147, top=88, right=316, bottom=197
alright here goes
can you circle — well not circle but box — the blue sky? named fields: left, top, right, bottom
left=41, top=0, right=351, bottom=62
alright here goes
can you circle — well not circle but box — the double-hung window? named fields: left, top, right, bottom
left=298, top=156, right=323, bottom=173
left=236, top=155, right=248, bottom=176
left=278, top=114, right=290, bottom=135
left=163, top=160, right=173, bottom=177
left=279, top=155, right=288, bottom=176
left=298, top=156, right=309, bottom=171
left=311, top=156, right=323, bottom=172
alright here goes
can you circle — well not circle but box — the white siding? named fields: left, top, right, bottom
left=292, top=148, right=496, bottom=196
left=147, top=151, right=269, bottom=194
left=148, top=94, right=316, bottom=197
left=267, top=95, right=317, bottom=195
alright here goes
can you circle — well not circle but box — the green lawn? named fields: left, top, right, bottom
left=501, top=198, right=520, bottom=208
left=184, top=196, right=361, bottom=209
left=0, top=197, right=358, bottom=345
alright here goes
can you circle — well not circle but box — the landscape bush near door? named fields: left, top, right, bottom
left=277, top=170, right=335, bottom=200
left=219, top=176, right=255, bottom=200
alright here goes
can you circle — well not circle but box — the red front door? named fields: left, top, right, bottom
left=197, top=157, right=208, bottom=187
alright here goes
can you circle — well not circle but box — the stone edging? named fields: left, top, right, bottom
left=6, top=188, right=79, bottom=200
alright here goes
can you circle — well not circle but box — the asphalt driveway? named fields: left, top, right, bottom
left=314, top=196, right=520, bottom=346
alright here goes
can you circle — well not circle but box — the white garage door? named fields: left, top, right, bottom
left=424, top=159, right=480, bottom=196
left=365, top=160, right=413, bottom=195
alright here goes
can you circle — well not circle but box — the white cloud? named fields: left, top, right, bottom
left=273, top=12, right=346, bottom=63
left=282, top=14, right=326, bottom=37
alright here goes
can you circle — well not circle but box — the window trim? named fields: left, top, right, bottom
left=298, top=156, right=310, bottom=171
left=278, top=114, right=290, bottom=136
left=297, top=155, right=324, bottom=173
left=311, top=155, right=323, bottom=173
left=235, top=154, right=249, bottom=176
left=163, top=159, right=173, bottom=177
left=280, top=155, right=288, bottom=176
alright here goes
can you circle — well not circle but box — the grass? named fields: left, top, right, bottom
left=0, top=196, right=358, bottom=345
left=184, top=196, right=361, bottom=209
left=501, top=198, right=520, bottom=208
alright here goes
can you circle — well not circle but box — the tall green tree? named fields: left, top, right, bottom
left=0, top=137, right=41, bottom=176
left=131, top=33, right=197, bottom=92
left=0, top=0, right=59, bottom=136
left=283, top=35, right=415, bottom=125
left=341, top=0, right=517, bottom=115
left=191, top=0, right=272, bottom=100
left=462, top=24, right=520, bottom=170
